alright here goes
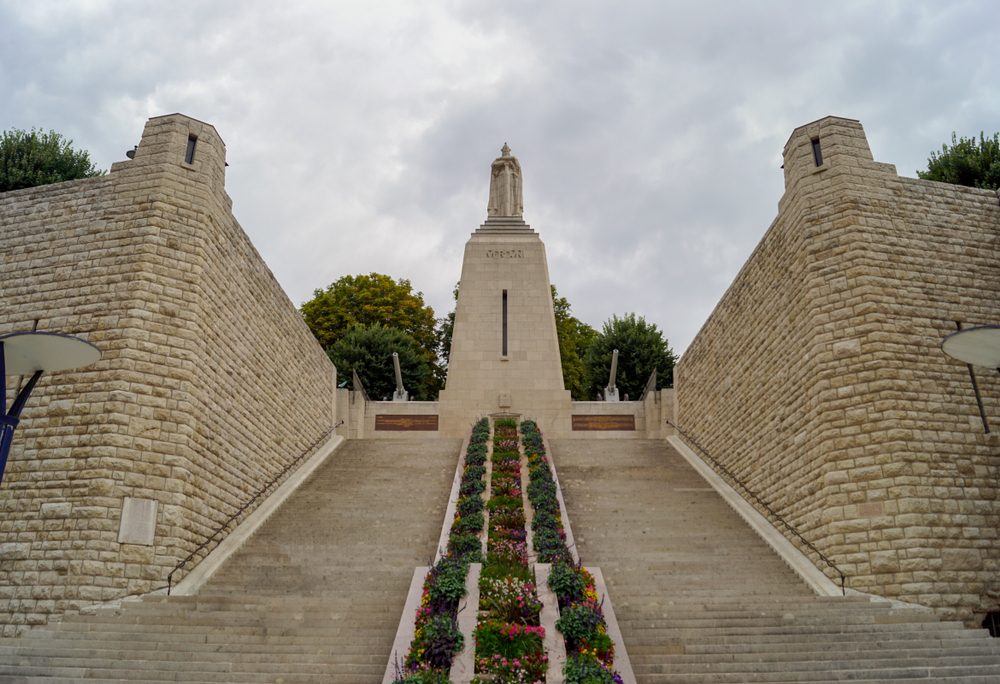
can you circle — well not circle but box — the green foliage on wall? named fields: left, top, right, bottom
left=0, top=128, right=104, bottom=193
left=918, top=132, right=1000, bottom=190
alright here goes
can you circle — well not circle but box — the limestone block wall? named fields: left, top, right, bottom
left=675, top=116, right=1000, bottom=625
left=0, top=114, right=336, bottom=633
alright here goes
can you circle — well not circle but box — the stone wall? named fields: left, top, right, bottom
left=0, top=114, right=336, bottom=633
left=675, top=116, right=1000, bottom=625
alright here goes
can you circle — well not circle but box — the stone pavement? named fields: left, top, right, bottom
left=551, top=438, right=1000, bottom=683
left=0, top=438, right=460, bottom=683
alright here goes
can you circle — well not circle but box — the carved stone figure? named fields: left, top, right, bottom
left=487, top=143, right=523, bottom=218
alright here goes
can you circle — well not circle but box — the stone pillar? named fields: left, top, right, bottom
left=438, top=218, right=571, bottom=437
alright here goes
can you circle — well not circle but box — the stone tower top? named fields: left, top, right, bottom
left=487, top=144, right=523, bottom=219
left=780, top=116, right=897, bottom=197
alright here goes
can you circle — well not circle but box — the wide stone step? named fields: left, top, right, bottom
left=635, top=651, right=1000, bottom=674
left=635, top=663, right=1000, bottom=683
left=636, top=643, right=1000, bottom=664
left=550, top=438, right=1000, bottom=684
left=0, top=644, right=389, bottom=664
left=623, top=620, right=978, bottom=646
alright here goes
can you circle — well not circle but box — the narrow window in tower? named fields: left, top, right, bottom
left=185, top=136, right=197, bottom=164
left=812, top=138, right=823, bottom=167
left=502, top=290, right=508, bottom=356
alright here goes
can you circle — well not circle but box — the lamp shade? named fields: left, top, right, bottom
left=941, top=325, right=1000, bottom=369
left=0, top=332, right=102, bottom=375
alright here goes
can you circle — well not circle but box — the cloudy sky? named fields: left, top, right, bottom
left=2, top=1, right=998, bottom=356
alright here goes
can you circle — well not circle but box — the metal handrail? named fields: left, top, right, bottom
left=167, top=422, right=341, bottom=594
left=668, top=420, right=847, bottom=594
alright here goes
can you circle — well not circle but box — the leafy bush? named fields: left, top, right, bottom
left=531, top=507, right=558, bottom=531
left=918, top=131, right=1000, bottom=189
left=327, top=323, right=435, bottom=400
left=479, top=576, right=543, bottom=625
left=391, top=661, right=450, bottom=684
left=460, top=478, right=487, bottom=498
left=494, top=416, right=519, bottom=430
left=0, top=128, right=104, bottom=193
left=548, top=560, right=587, bottom=607
left=533, top=526, right=567, bottom=560
left=451, top=511, right=484, bottom=536
left=457, top=495, right=484, bottom=517
left=562, top=652, right=623, bottom=684
left=556, top=600, right=606, bottom=652
left=408, top=613, right=465, bottom=669
left=481, top=551, right=533, bottom=583
left=474, top=617, right=545, bottom=660
left=466, top=445, right=487, bottom=466
left=426, top=556, right=469, bottom=611
left=486, top=496, right=523, bottom=512
left=464, top=464, right=486, bottom=481
left=448, top=532, right=484, bottom=562
left=471, top=418, right=491, bottom=443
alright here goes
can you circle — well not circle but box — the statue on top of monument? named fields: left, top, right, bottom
left=487, top=143, right=523, bottom=218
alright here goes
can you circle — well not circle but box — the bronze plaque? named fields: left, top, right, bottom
left=572, top=415, right=636, bottom=431
left=375, top=414, right=439, bottom=431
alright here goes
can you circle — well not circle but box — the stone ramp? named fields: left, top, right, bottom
left=551, top=439, right=1000, bottom=683
left=0, top=438, right=460, bottom=683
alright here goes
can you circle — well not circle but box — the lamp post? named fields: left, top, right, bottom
left=1, top=332, right=102, bottom=486
left=941, top=325, right=1000, bottom=434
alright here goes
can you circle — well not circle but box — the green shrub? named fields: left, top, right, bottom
left=457, top=495, right=484, bottom=517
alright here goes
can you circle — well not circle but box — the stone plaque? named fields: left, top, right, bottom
left=375, top=414, right=439, bottom=431
left=118, top=497, right=158, bottom=546
left=572, top=415, right=636, bottom=431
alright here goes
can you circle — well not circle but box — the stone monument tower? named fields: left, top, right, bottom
left=438, top=145, right=572, bottom=437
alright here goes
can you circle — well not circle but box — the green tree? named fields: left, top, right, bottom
left=437, top=281, right=460, bottom=365
left=552, top=285, right=597, bottom=400
left=583, top=313, right=675, bottom=400
left=327, top=323, right=434, bottom=400
left=0, top=128, right=104, bottom=193
left=918, top=132, right=1000, bottom=190
left=302, top=272, right=438, bottom=358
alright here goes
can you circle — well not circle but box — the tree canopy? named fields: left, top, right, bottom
left=437, top=281, right=460, bottom=365
left=326, top=323, right=435, bottom=401
left=0, top=128, right=104, bottom=193
left=552, top=285, right=597, bottom=400
left=301, top=272, right=438, bottom=358
left=918, top=132, right=1000, bottom=190
left=582, top=313, right=675, bottom=400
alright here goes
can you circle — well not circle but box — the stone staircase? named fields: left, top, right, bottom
left=550, top=438, right=1000, bottom=684
left=0, top=438, right=460, bottom=683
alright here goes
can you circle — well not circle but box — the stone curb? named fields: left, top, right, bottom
left=171, top=434, right=346, bottom=596
left=435, top=429, right=474, bottom=564
left=589, top=566, right=636, bottom=684
left=666, top=435, right=841, bottom=597
left=541, top=434, right=579, bottom=565
left=381, top=566, right=429, bottom=684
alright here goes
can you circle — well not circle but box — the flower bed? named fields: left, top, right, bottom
left=522, top=420, right=623, bottom=684
left=473, top=416, right=548, bottom=684
left=393, top=417, right=490, bottom=684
